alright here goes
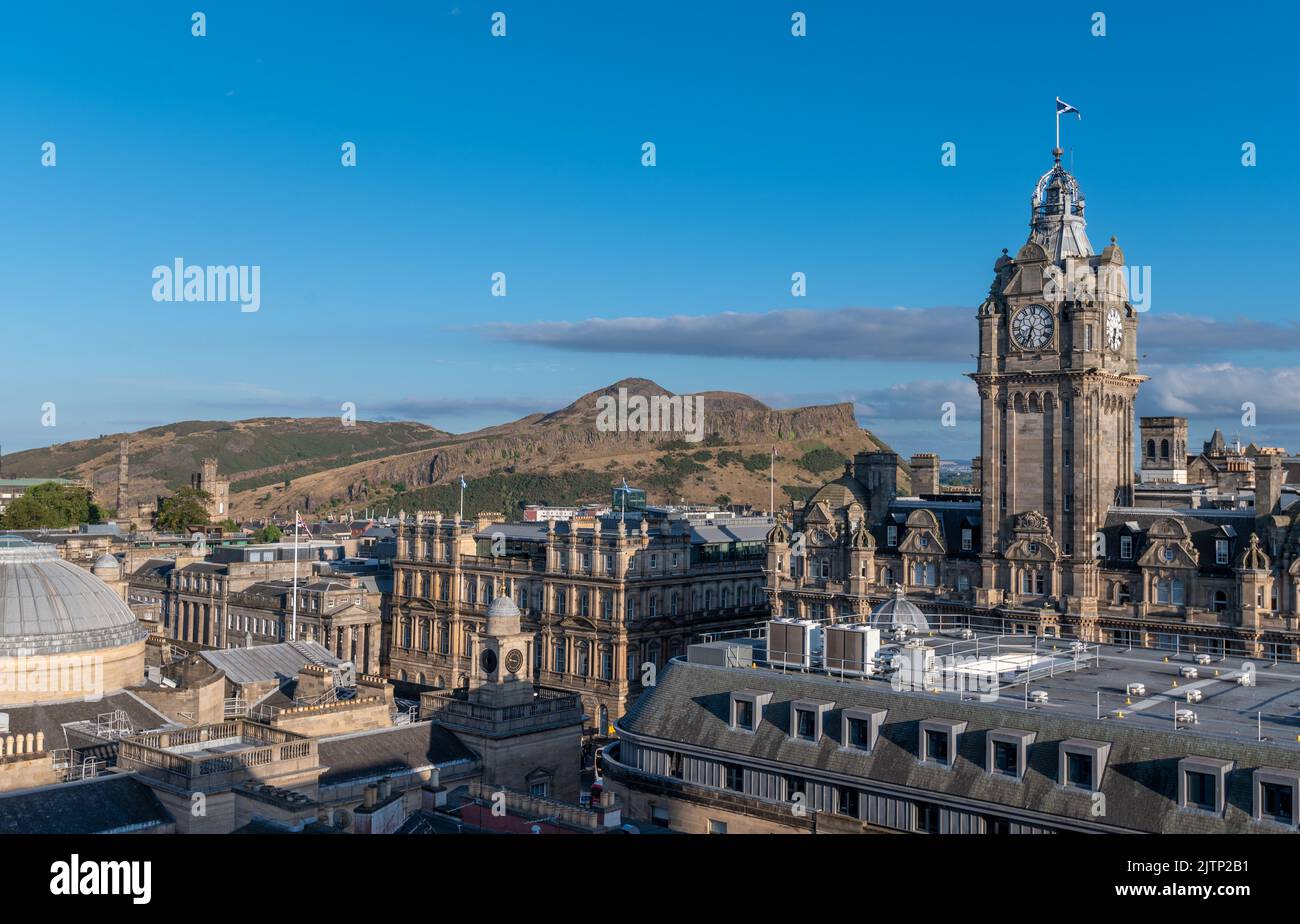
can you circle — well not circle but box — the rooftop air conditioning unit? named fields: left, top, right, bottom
left=1186, top=689, right=1203, bottom=704
left=824, top=625, right=881, bottom=677
left=1175, top=709, right=1198, bottom=725
left=1194, top=653, right=1213, bottom=666
left=1237, top=672, right=1256, bottom=687
left=1179, top=666, right=1199, bottom=679
left=766, top=619, right=824, bottom=670
left=1126, top=682, right=1146, bottom=697
left=1028, top=690, right=1049, bottom=704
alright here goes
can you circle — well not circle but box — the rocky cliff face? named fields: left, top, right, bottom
left=233, top=379, right=883, bottom=515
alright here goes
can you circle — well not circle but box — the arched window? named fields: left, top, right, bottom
left=1213, top=590, right=1229, bottom=613
left=1160, top=439, right=1170, bottom=459
left=1146, top=439, right=1156, bottom=459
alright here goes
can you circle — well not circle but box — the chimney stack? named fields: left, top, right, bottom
left=909, top=453, right=940, bottom=495
left=1255, top=449, right=1284, bottom=515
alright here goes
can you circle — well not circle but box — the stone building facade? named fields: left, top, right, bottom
left=766, top=146, right=1300, bottom=660
left=127, top=542, right=383, bottom=673
left=389, top=508, right=771, bottom=732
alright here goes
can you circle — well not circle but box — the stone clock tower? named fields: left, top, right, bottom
left=421, top=583, right=585, bottom=802
left=968, top=148, right=1145, bottom=616
left=468, top=589, right=535, bottom=707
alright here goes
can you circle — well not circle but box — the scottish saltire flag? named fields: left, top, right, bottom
left=1056, top=97, right=1082, bottom=119
left=295, top=511, right=309, bottom=533
left=458, top=475, right=468, bottom=489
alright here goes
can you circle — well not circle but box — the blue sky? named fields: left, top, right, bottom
left=2, top=0, right=1297, bottom=460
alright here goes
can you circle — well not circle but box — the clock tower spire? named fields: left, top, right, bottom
left=969, top=148, right=1145, bottom=619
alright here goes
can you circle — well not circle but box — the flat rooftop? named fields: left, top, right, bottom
left=714, top=627, right=1300, bottom=751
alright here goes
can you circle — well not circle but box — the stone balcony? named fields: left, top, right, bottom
left=117, top=719, right=318, bottom=794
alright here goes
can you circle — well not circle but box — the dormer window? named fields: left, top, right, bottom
left=918, top=719, right=966, bottom=769
left=1216, top=539, right=1229, bottom=565
left=730, top=690, right=772, bottom=732
left=789, top=699, right=833, bottom=743
left=886, top=525, right=898, bottom=547
left=1119, top=535, right=1132, bottom=560
left=1253, top=769, right=1299, bottom=827
left=986, top=729, right=1035, bottom=780
left=841, top=708, right=886, bottom=753
left=1179, top=757, right=1231, bottom=814
left=1059, top=739, right=1110, bottom=792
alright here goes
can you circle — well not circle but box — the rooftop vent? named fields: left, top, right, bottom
left=1175, top=709, right=1198, bottom=726
left=1180, top=666, right=1199, bottom=679
left=1029, top=690, right=1049, bottom=704
left=1126, top=682, right=1146, bottom=697
left=1194, top=653, right=1213, bottom=666
left=1186, top=689, right=1203, bottom=704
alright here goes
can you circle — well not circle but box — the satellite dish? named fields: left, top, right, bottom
left=530, top=824, right=541, bottom=835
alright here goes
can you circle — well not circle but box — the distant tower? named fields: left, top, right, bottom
left=1139, top=417, right=1188, bottom=484
left=854, top=450, right=898, bottom=524
left=191, top=458, right=231, bottom=519
left=117, top=440, right=130, bottom=516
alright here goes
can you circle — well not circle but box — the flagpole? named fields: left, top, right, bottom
left=770, top=446, right=775, bottom=515
left=291, top=509, right=299, bottom=642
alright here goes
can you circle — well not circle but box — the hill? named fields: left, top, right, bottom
left=3, top=380, right=908, bottom=519
left=0, top=418, right=452, bottom=514
left=229, top=378, right=909, bottom=518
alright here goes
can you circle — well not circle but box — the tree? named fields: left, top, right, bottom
left=254, top=524, right=283, bottom=543
left=218, top=518, right=241, bottom=533
left=0, top=482, right=104, bottom=529
left=155, top=487, right=211, bottom=532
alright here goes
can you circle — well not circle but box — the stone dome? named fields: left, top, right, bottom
left=484, top=593, right=522, bottom=637
left=0, top=537, right=147, bottom=657
left=868, top=584, right=930, bottom=634
left=807, top=472, right=868, bottom=514
left=92, top=553, right=121, bottom=577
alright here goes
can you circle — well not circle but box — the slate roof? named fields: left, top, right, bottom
left=873, top=499, right=982, bottom=561
left=317, top=721, right=477, bottom=786
left=199, top=640, right=340, bottom=685
left=3, top=690, right=176, bottom=750
left=0, top=774, right=174, bottom=834
left=1099, top=507, right=1265, bottom=577
left=619, top=657, right=1300, bottom=833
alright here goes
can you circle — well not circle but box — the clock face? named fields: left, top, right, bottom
left=1010, top=304, right=1054, bottom=350
left=504, top=648, right=524, bottom=674
left=480, top=648, right=498, bottom=675
left=1106, top=307, right=1124, bottom=351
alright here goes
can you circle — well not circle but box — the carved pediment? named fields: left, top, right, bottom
left=899, top=528, right=945, bottom=556
left=802, top=501, right=834, bottom=527
left=1005, top=534, right=1059, bottom=562
left=1014, top=510, right=1051, bottom=533
left=1136, top=539, right=1198, bottom=570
